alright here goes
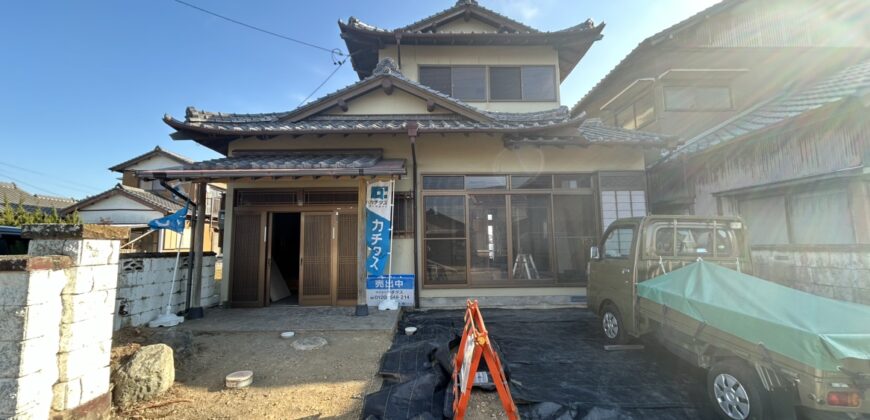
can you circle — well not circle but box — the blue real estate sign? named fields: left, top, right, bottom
left=366, top=274, right=415, bottom=307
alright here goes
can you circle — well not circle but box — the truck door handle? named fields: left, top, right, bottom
left=621, top=268, right=631, bottom=274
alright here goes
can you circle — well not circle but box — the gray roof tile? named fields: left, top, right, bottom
left=0, top=182, right=76, bottom=211
left=504, top=118, right=669, bottom=148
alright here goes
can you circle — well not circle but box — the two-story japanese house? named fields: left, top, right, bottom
left=141, top=0, right=667, bottom=309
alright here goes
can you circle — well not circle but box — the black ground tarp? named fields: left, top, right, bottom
left=362, top=308, right=714, bottom=420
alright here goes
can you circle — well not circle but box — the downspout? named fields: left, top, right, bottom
left=395, top=33, right=402, bottom=69
left=160, top=179, right=198, bottom=315
left=407, top=122, right=420, bottom=308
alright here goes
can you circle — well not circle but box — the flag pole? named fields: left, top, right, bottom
left=378, top=178, right=399, bottom=311
left=149, top=228, right=186, bottom=327
left=148, top=205, right=189, bottom=328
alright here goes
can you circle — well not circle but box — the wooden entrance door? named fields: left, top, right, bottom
left=230, top=211, right=267, bottom=307
left=299, top=212, right=358, bottom=306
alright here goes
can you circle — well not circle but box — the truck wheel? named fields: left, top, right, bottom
left=708, top=359, right=770, bottom=420
left=600, top=303, right=627, bottom=344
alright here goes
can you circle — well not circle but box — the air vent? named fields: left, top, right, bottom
left=235, top=191, right=299, bottom=206
left=303, top=190, right=358, bottom=205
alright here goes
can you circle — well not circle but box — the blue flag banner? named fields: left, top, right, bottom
left=148, top=204, right=188, bottom=233
left=365, top=181, right=393, bottom=276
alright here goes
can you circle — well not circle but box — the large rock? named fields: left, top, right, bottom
left=112, top=344, right=174, bottom=409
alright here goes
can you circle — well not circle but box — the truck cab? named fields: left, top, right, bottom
left=587, top=215, right=751, bottom=343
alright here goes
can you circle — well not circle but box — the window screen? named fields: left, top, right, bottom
left=452, top=67, right=486, bottom=101
left=521, top=66, right=556, bottom=101
left=489, top=67, right=522, bottom=100
left=419, top=67, right=451, bottom=96
left=600, top=190, right=646, bottom=230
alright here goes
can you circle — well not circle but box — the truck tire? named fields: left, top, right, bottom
left=600, top=303, right=628, bottom=344
left=708, top=359, right=770, bottom=420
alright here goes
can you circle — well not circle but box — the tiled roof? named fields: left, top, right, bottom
left=0, top=182, right=76, bottom=210
left=165, top=59, right=582, bottom=147
left=183, top=151, right=381, bottom=171
left=137, top=151, right=406, bottom=181
left=109, top=146, right=193, bottom=172
left=504, top=118, right=670, bottom=148
left=117, top=184, right=183, bottom=213
left=340, top=6, right=603, bottom=80
left=664, top=58, right=870, bottom=161
left=62, top=184, right=182, bottom=215
left=396, top=0, right=538, bottom=34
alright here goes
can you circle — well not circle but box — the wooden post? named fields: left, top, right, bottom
left=355, top=177, right=368, bottom=316
left=189, top=181, right=207, bottom=319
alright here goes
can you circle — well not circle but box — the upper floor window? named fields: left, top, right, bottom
left=490, top=66, right=556, bottom=101
left=419, top=66, right=486, bottom=101
left=614, top=92, right=655, bottom=130
left=664, top=85, right=732, bottom=111
left=419, top=65, right=556, bottom=102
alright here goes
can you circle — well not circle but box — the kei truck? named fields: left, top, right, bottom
left=587, top=215, right=870, bottom=420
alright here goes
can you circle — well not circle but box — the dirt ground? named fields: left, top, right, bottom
left=114, top=330, right=391, bottom=419
left=112, top=328, right=504, bottom=420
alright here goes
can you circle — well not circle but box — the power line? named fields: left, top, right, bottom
left=173, top=0, right=346, bottom=57
left=298, top=58, right=347, bottom=106
left=0, top=171, right=68, bottom=198
left=0, top=161, right=102, bottom=194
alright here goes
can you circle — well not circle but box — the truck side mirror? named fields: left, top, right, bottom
left=590, top=246, right=600, bottom=261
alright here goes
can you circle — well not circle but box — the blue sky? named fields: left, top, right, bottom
left=0, top=0, right=719, bottom=199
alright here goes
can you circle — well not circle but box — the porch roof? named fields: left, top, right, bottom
left=136, top=150, right=405, bottom=181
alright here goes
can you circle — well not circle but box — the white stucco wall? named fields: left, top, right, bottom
left=77, top=194, right=165, bottom=226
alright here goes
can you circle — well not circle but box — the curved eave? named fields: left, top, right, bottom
left=339, top=22, right=605, bottom=81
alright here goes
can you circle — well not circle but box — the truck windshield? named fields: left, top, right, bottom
left=652, top=224, right=738, bottom=258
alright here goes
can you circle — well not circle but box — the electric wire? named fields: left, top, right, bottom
left=173, top=0, right=346, bottom=57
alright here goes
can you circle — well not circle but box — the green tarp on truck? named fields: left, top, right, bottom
left=637, top=261, right=870, bottom=373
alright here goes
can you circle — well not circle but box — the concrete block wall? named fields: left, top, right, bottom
left=21, top=224, right=127, bottom=418
left=114, top=253, right=218, bottom=330
left=0, top=256, right=69, bottom=420
left=752, top=247, right=870, bottom=305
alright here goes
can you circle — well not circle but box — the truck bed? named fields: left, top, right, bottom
left=635, top=261, right=870, bottom=375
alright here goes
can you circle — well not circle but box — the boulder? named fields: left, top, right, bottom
left=112, top=344, right=175, bottom=409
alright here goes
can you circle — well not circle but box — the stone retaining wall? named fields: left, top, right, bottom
left=752, top=246, right=870, bottom=305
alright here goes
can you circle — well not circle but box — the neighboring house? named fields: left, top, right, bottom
left=139, top=0, right=668, bottom=308
left=573, top=0, right=869, bottom=144
left=574, top=0, right=870, bottom=304
left=62, top=147, right=224, bottom=253
left=650, top=59, right=870, bottom=305
left=0, top=181, right=76, bottom=213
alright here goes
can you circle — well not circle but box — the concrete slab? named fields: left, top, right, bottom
left=176, top=306, right=400, bottom=333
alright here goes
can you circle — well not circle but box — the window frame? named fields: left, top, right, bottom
left=421, top=172, right=599, bottom=288
left=613, top=91, right=655, bottom=130
left=418, top=64, right=559, bottom=103
left=737, top=184, right=857, bottom=247
left=600, top=224, right=637, bottom=260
